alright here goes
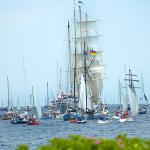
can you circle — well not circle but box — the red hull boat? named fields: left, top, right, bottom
left=27, top=118, right=39, bottom=125
left=27, top=122, right=39, bottom=125
left=69, top=119, right=77, bottom=123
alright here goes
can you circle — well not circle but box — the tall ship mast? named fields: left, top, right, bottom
left=68, top=1, right=105, bottom=112
left=124, top=68, right=139, bottom=116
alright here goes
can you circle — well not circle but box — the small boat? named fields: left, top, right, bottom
left=112, top=110, right=122, bottom=120
left=41, top=112, right=52, bottom=120
left=11, top=117, right=28, bottom=124
left=69, top=119, right=77, bottom=123
left=138, top=107, right=147, bottom=114
left=76, top=119, right=86, bottom=124
left=27, top=118, right=39, bottom=125
left=119, top=117, right=133, bottom=123
left=119, top=118, right=127, bottom=123
left=63, top=112, right=78, bottom=121
left=97, top=116, right=112, bottom=124
left=112, top=115, right=120, bottom=120
left=2, top=111, right=15, bottom=120
left=100, top=104, right=109, bottom=116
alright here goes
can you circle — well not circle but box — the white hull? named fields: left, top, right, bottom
left=112, top=115, right=120, bottom=120
left=119, top=117, right=133, bottom=123
left=97, top=119, right=112, bottom=124
left=76, top=120, right=86, bottom=124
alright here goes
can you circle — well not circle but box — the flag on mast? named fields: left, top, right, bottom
left=144, top=94, right=148, bottom=102
left=88, top=50, right=97, bottom=56
left=78, top=1, right=84, bottom=5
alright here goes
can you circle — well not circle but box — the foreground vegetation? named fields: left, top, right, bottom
left=16, top=135, right=150, bottom=150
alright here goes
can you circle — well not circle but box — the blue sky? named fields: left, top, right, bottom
left=0, top=0, right=150, bottom=106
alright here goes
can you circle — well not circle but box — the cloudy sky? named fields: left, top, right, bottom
left=0, top=0, right=150, bottom=106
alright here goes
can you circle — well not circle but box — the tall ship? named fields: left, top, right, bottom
left=67, top=1, right=105, bottom=116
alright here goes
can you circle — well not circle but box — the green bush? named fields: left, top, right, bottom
left=16, top=135, right=150, bottom=150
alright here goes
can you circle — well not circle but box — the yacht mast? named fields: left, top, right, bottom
left=46, top=82, right=49, bottom=106
left=67, top=21, right=72, bottom=89
left=79, top=4, right=84, bottom=67
left=7, top=76, right=10, bottom=111
left=118, top=79, right=122, bottom=106
left=32, top=86, right=35, bottom=107
left=73, top=0, right=77, bottom=107
left=84, top=42, right=88, bottom=111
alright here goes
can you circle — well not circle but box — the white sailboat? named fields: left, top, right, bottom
left=2, top=77, right=15, bottom=120
left=127, top=85, right=139, bottom=117
left=32, top=86, right=42, bottom=119
left=138, top=74, right=148, bottom=114
left=119, top=68, right=139, bottom=122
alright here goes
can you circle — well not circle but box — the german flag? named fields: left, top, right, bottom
left=89, top=50, right=96, bottom=56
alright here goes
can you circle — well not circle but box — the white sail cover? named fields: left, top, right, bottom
left=127, top=86, right=139, bottom=116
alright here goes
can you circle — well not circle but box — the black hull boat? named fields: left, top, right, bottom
left=138, top=107, right=147, bottom=114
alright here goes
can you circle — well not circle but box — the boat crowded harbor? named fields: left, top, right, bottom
left=0, top=0, right=150, bottom=149
left=0, top=1, right=149, bottom=125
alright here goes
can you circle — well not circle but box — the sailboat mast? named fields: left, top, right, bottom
left=57, top=61, right=59, bottom=99
left=22, top=58, right=26, bottom=107
left=84, top=42, right=88, bottom=111
left=73, top=0, right=77, bottom=107
left=32, top=86, right=35, bottom=107
left=17, top=94, right=20, bottom=110
left=66, top=65, right=69, bottom=95
left=59, top=68, right=62, bottom=92
left=67, top=21, right=72, bottom=89
left=79, top=4, right=84, bottom=66
left=85, top=12, right=89, bottom=49
left=7, top=76, right=10, bottom=111
left=47, top=82, right=49, bottom=106
left=141, top=73, right=144, bottom=104
left=118, top=79, right=122, bottom=106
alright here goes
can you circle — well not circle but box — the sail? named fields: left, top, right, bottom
left=72, top=51, right=102, bottom=69
left=122, top=95, right=128, bottom=111
left=144, top=94, right=149, bottom=105
left=79, top=74, right=92, bottom=110
left=127, top=86, right=139, bottom=116
left=76, top=20, right=97, bottom=36
left=79, top=74, right=86, bottom=109
left=34, top=92, right=42, bottom=119
left=76, top=35, right=100, bottom=52
left=89, top=65, right=104, bottom=74
left=70, top=6, right=105, bottom=109
left=86, top=72, right=103, bottom=104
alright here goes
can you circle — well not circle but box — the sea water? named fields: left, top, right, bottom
left=0, top=105, right=150, bottom=150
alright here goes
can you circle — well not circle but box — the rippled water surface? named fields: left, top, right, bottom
left=0, top=107, right=150, bottom=150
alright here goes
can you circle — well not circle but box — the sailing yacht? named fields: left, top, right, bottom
left=27, top=86, right=41, bottom=125
left=2, top=77, right=15, bottom=120
left=119, top=68, right=139, bottom=122
left=138, top=74, right=148, bottom=114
